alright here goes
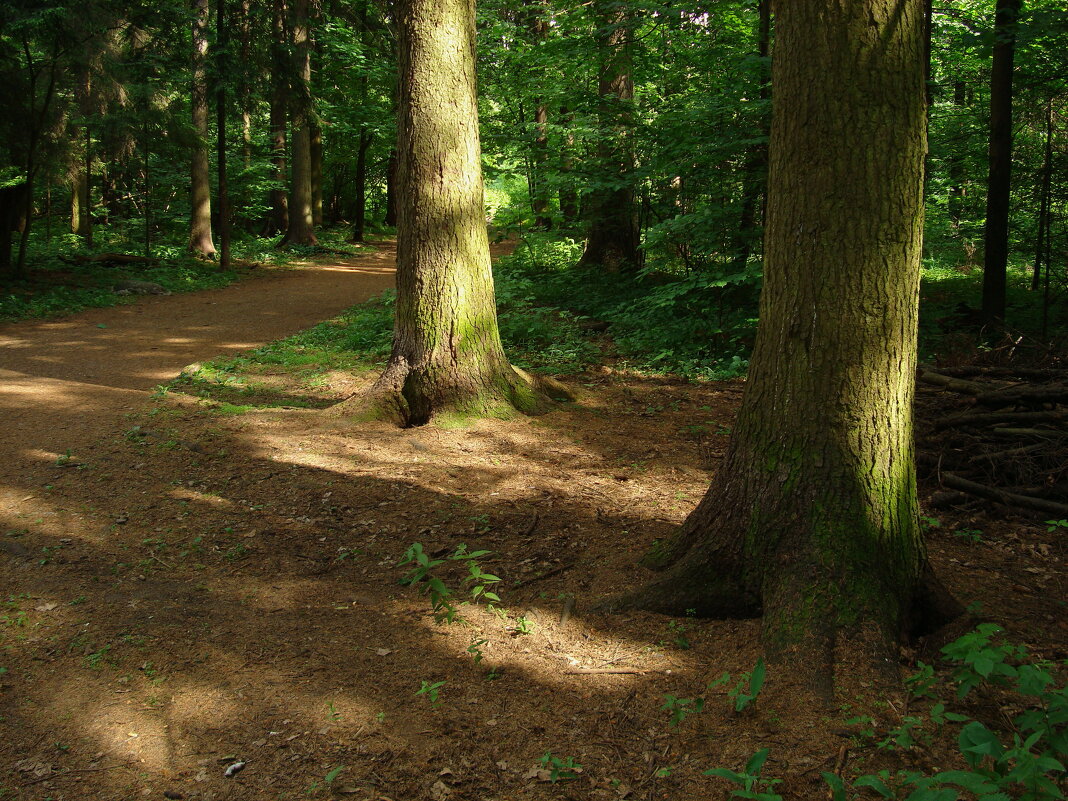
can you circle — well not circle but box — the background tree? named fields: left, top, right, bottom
left=357, top=0, right=560, bottom=426
left=608, top=0, right=960, bottom=667
left=189, top=0, right=216, bottom=256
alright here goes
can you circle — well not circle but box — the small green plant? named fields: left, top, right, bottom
left=512, top=615, right=534, bottom=635
left=710, top=658, right=767, bottom=712
left=326, top=701, right=342, bottom=723
left=953, top=527, right=984, bottom=545
left=539, top=752, right=582, bottom=783
left=399, top=542, right=501, bottom=624
left=663, top=694, right=705, bottom=728
left=416, top=680, right=446, bottom=708
left=54, top=449, right=74, bottom=466
left=324, top=765, right=345, bottom=785
left=84, top=644, right=112, bottom=669
left=666, top=619, right=691, bottom=650
left=1045, top=519, right=1067, bottom=532
left=704, top=748, right=782, bottom=800
left=467, top=637, right=489, bottom=664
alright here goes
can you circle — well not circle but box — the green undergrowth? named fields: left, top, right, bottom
left=495, top=234, right=759, bottom=379
left=0, top=226, right=372, bottom=323
left=496, top=233, right=1067, bottom=379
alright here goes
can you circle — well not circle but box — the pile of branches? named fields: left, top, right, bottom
left=916, top=366, right=1068, bottom=519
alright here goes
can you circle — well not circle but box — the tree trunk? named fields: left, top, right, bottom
left=354, top=0, right=562, bottom=427
left=352, top=127, right=371, bottom=242
left=730, top=0, right=771, bottom=271
left=981, top=0, right=1021, bottom=325
left=310, top=122, right=323, bottom=227
left=611, top=0, right=959, bottom=666
left=577, top=0, right=639, bottom=271
left=189, top=0, right=216, bottom=256
left=384, top=148, right=398, bottom=226
left=264, top=0, right=289, bottom=237
left=558, top=106, right=578, bottom=225
left=1030, top=98, right=1052, bottom=293
left=216, top=0, right=231, bottom=268
left=282, top=0, right=318, bottom=246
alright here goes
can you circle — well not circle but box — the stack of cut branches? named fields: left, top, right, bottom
left=916, top=366, right=1068, bottom=519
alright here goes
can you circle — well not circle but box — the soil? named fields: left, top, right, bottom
left=0, top=242, right=1065, bottom=801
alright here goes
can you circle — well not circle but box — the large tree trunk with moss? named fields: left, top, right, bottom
left=281, top=0, right=318, bottom=247
left=611, top=0, right=960, bottom=666
left=188, top=0, right=216, bottom=257
left=357, top=0, right=561, bottom=427
left=576, top=0, right=639, bottom=272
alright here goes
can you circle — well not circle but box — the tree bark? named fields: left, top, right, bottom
left=189, top=0, right=217, bottom=256
left=281, top=0, right=318, bottom=246
left=384, top=148, right=398, bottom=226
left=216, top=0, right=231, bottom=268
left=611, top=0, right=959, bottom=664
left=981, top=0, right=1021, bottom=325
left=310, top=122, right=323, bottom=227
left=264, top=0, right=289, bottom=237
left=353, top=0, right=562, bottom=427
left=576, top=0, right=639, bottom=271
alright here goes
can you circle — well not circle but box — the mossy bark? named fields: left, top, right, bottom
left=356, top=0, right=561, bottom=427
left=614, top=0, right=960, bottom=661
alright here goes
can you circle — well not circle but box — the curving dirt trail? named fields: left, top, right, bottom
left=0, top=245, right=397, bottom=469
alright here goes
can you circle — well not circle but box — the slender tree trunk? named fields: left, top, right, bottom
left=189, top=0, right=216, bottom=256
left=353, top=0, right=560, bottom=426
left=981, top=0, right=1022, bottom=325
left=558, top=106, right=579, bottom=225
left=282, top=0, right=317, bottom=246
left=577, top=0, right=639, bottom=271
left=216, top=0, right=231, bottom=268
left=947, top=80, right=968, bottom=230
left=264, top=0, right=289, bottom=236
left=611, top=0, right=959, bottom=669
left=1031, top=99, right=1052, bottom=293
left=730, top=0, right=771, bottom=271
left=384, top=148, right=398, bottom=226
left=310, top=122, right=323, bottom=227
left=352, top=127, right=371, bottom=241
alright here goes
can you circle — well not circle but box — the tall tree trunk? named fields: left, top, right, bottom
left=353, top=0, right=560, bottom=427
left=947, top=80, right=968, bottom=230
left=384, top=148, right=398, bottom=226
left=310, top=122, right=323, bottom=227
left=216, top=0, right=231, bottom=268
left=611, top=0, right=959, bottom=669
left=282, top=0, right=317, bottom=246
left=558, top=106, right=579, bottom=225
left=264, top=0, right=289, bottom=236
left=352, top=128, right=371, bottom=241
left=1031, top=99, right=1052, bottom=294
left=189, top=0, right=216, bottom=256
left=981, top=0, right=1022, bottom=325
left=730, top=0, right=771, bottom=271
left=577, top=0, right=639, bottom=271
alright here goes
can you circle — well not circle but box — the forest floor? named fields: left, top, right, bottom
left=0, top=241, right=1065, bottom=801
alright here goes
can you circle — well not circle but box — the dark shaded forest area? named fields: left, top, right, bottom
left=1, top=0, right=1067, bottom=799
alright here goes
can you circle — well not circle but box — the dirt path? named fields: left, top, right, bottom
left=0, top=245, right=396, bottom=466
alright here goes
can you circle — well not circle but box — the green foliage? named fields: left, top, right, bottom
left=538, top=752, right=582, bottom=783
left=662, top=694, right=704, bottom=728
left=709, top=658, right=767, bottom=713
left=415, top=680, right=445, bottom=708
left=398, top=542, right=501, bottom=625
left=704, top=748, right=782, bottom=801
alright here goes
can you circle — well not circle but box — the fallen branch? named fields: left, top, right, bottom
left=564, top=667, right=648, bottom=675
left=917, top=369, right=987, bottom=396
left=940, top=473, right=1068, bottom=516
left=989, top=428, right=1068, bottom=440
left=966, top=443, right=1047, bottom=464
left=934, top=411, right=1066, bottom=430
left=976, top=385, right=1068, bottom=408
left=512, top=561, right=575, bottom=588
